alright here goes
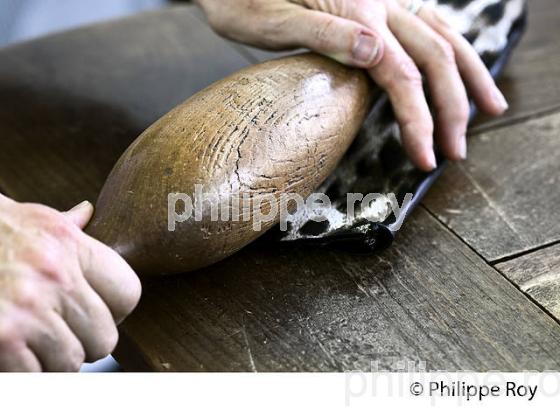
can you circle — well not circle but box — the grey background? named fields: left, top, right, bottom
left=0, top=0, right=168, bottom=48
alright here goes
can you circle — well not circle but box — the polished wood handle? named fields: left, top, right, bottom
left=86, top=53, right=374, bottom=275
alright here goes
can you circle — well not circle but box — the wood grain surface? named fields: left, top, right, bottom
left=497, top=244, right=560, bottom=321
left=87, top=53, right=373, bottom=274
left=423, top=112, right=560, bottom=262
left=115, top=208, right=560, bottom=371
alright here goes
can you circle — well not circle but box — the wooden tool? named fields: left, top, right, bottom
left=86, top=53, right=373, bottom=275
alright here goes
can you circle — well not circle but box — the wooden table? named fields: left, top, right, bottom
left=0, top=1, right=559, bottom=371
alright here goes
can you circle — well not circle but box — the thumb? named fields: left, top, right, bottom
left=289, top=9, right=384, bottom=68
left=64, top=200, right=94, bottom=229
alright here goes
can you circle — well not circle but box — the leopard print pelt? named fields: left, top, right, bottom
left=279, top=0, right=528, bottom=249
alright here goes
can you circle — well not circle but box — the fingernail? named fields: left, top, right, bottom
left=426, top=150, right=437, bottom=170
left=493, top=87, right=509, bottom=111
left=353, top=32, right=380, bottom=66
left=70, top=200, right=91, bottom=211
left=458, top=134, right=467, bottom=160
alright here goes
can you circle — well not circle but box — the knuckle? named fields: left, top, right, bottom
left=430, top=7, right=452, bottom=31
left=106, top=326, right=119, bottom=354
left=113, top=276, right=142, bottom=322
left=12, top=279, right=39, bottom=309
left=441, top=97, right=470, bottom=126
left=0, top=318, right=19, bottom=346
left=455, top=103, right=470, bottom=124
left=26, top=246, right=57, bottom=271
left=24, top=246, right=70, bottom=286
left=47, top=216, right=78, bottom=240
left=313, top=17, right=336, bottom=50
left=421, top=122, right=434, bottom=137
left=432, top=38, right=455, bottom=65
left=123, top=276, right=142, bottom=315
left=401, top=116, right=434, bottom=138
left=395, top=57, right=423, bottom=87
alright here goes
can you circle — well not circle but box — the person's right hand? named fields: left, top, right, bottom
left=0, top=194, right=141, bottom=371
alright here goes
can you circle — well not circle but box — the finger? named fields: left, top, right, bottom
left=285, top=8, right=384, bottom=68
left=0, top=346, right=41, bottom=371
left=59, top=276, right=119, bottom=362
left=78, top=239, right=141, bottom=324
left=0, top=300, right=42, bottom=371
left=335, top=0, right=436, bottom=170
left=25, top=310, right=85, bottom=372
left=417, top=5, right=509, bottom=115
left=368, top=28, right=436, bottom=170
left=5, top=274, right=86, bottom=371
left=64, top=201, right=94, bottom=229
left=386, top=4, right=469, bottom=160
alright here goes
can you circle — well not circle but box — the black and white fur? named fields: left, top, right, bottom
left=280, top=0, right=528, bottom=247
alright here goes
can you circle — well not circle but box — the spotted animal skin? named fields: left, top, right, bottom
left=279, top=0, right=528, bottom=250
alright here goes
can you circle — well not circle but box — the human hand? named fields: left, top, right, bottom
left=0, top=194, right=141, bottom=371
left=196, top=0, right=509, bottom=171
